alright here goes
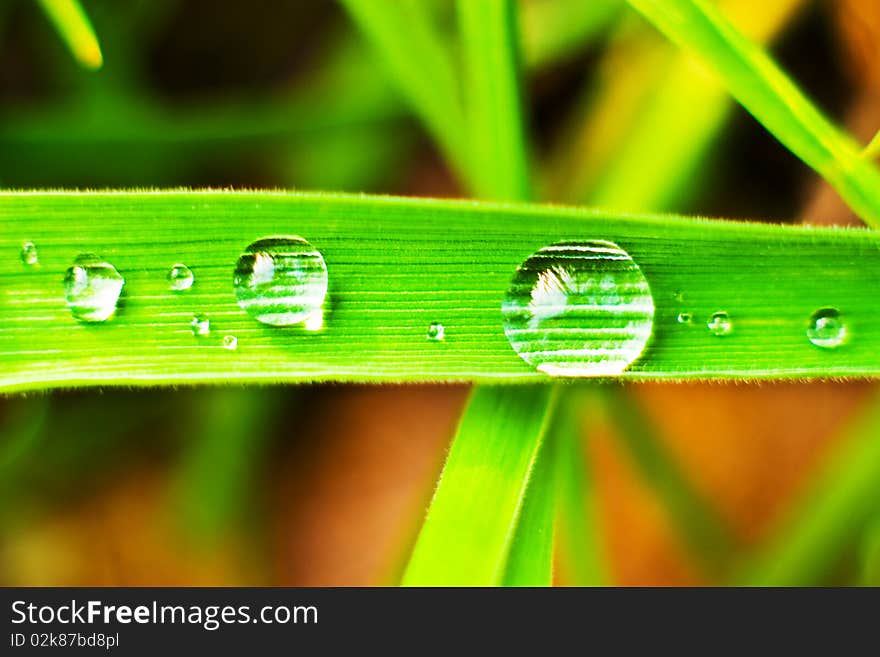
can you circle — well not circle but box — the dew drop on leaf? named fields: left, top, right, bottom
left=21, top=241, right=38, bottom=266
left=222, top=334, right=238, bottom=350
left=233, top=236, right=328, bottom=327
left=707, top=311, right=732, bottom=336
left=190, top=314, right=210, bottom=336
left=677, top=312, right=692, bottom=325
left=501, top=240, right=655, bottom=377
left=426, top=322, right=445, bottom=341
left=807, top=308, right=845, bottom=349
left=63, top=254, right=124, bottom=323
left=168, top=263, right=195, bottom=291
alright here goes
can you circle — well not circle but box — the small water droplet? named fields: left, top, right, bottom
left=168, top=263, right=195, bottom=291
left=807, top=308, right=845, bottom=348
left=233, top=236, right=328, bottom=327
left=707, top=311, right=732, bottom=336
left=63, top=254, right=124, bottom=322
left=501, top=240, right=655, bottom=377
left=21, top=242, right=38, bottom=266
left=427, top=322, right=445, bottom=341
left=222, top=334, right=238, bottom=350
left=190, top=314, right=210, bottom=336
left=677, top=312, right=692, bottom=325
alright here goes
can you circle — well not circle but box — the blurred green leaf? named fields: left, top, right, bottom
left=521, top=0, right=620, bottom=68
left=627, top=0, right=880, bottom=227
left=555, top=389, right=606, bottom=585
left=738, top=392, right=880, bottom=585
left=458, top=0, right=533, bottom=200
left=601, top=386, right=734, bottom=579
left=339, top=0, right=469, bottom=181
left=38, top=0, right=103, bottom=70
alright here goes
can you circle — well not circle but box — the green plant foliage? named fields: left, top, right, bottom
left=627, top=0, right=880, bottom=227
left=402, top=386, right=557, bottom=585
left=4, top=191, right=880, bottom=392
left=737, top=392, right=880, bottom=585
left=38, top=0, right=103, bottom=70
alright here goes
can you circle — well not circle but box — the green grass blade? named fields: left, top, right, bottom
left=865, top=130, right=880, bottom=161
left=738, top=392, right=880, bottom=585
left=172, top=388, right=283, bottom=544
left=521, top=0, right=620, bottom=68
left=339, top=0, right=469, bottom=181
left=402, top=385, right=557, bottom=585
left=555, top=389, right=606, bottom=585
left=578, top=0, right=803, bottom=211
left=601, top=386, right=734, bottom=578
left=37, top=0, right=103, bottom=70
left=6, top=191, right=880, bottom=391
left=457, top=0, right=533, bottom=200
left=500, top=417, right=557, bottom=586
left=626, top=0, right=880, bottom=227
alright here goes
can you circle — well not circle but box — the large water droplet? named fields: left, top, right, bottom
left=233, top=236, right=328, bottom=327
left=707, top=311, right=732, bottom=336
left=427, top=322, right=445, bottom=341
left=501, top=240, right=655, bottom=377
left=21, top=242, right=38, bottom=266
left=63, top=254, right=124, bottom=322
left=168, top=264, right=194, bottom=291
left=807, top=308, right=845, bottom=348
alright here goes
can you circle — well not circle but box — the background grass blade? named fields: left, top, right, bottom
left=601, top=387, right=734, bottom=579
left=457, top=0, right=532, bottom=200
left=626, top=0, right=880, bottom=227
left=339, top=0, right=468, bottom=181
left=521, top=0, right=620, bottom=68
left=401, top=385, right=557, bottom=585
left=562, top=0, right=803, bottom=210
left=6, top=191, right=880, bottom=391
left=38, top=0, right=103, bottom=70
left=554, top=389, right=606, bottom=585
left=737, top=392, right=880, bottom=585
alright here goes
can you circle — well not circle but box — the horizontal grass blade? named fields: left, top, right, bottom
left=626, top=0, right=880, bottom=227
left=401, top=385, right=557, bottom=585
left=4, top=191, right=880, bottom=391
left=38, top=0, right=103, bottom=70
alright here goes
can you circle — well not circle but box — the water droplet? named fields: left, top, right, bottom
left=707, top=311, right=732, bottom=336
left=168, top=263, right=194, bottom=291
left=807, top=308, right=845, bottom=348
left=501, top=240, right=655, bottom=377
left=233, top=236, right=328, bottom=327
left=677, top=312, right=692, bottom=325
left=303, top=311, right=324, bottom=332
left=427, top=322, right=445, bottom=341
left=222, top=334, right=238, bottom=350
left=63, top=254, right=124, bottom=322
left=190, top=314, right=210, bottom=336
left=21, top=242, right=38, bottom=266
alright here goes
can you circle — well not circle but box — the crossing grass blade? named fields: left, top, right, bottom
left=626, top=0, right=880, bottom=228
left=6, top=191, right=880, bottom=392
left=401, top=385, right=557, bottom=585
left=37, top=0, right=103, bottom=70
left=403, top=0, right=555, bottom=587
